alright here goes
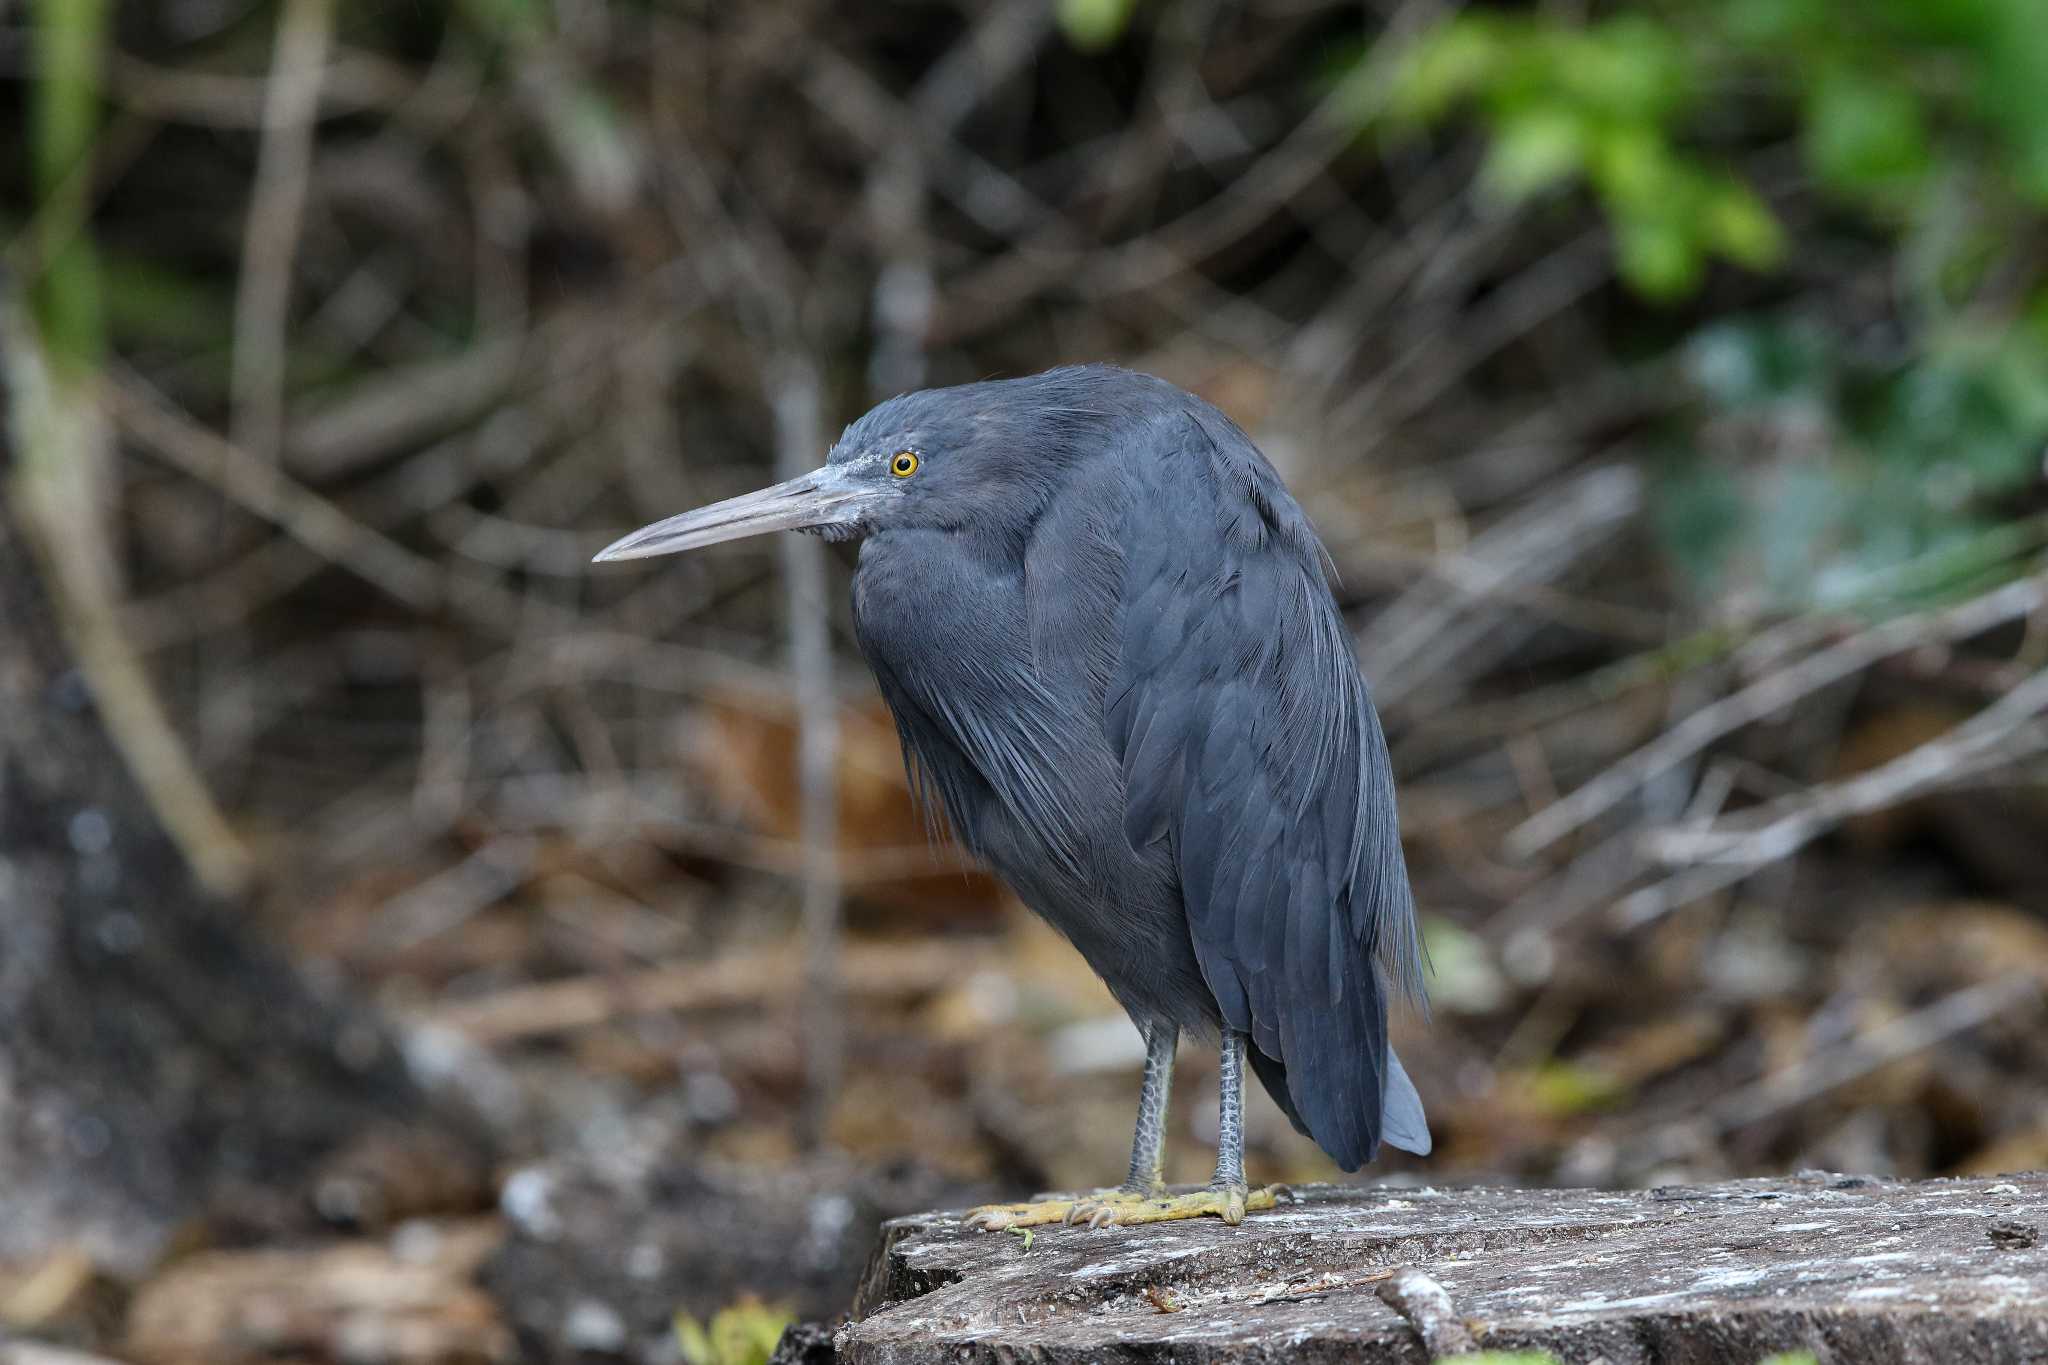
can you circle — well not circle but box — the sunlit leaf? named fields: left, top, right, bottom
left=1524, top=1060, right=1626, bottom=1116
left=1383, top=19, right=1507, bottom=124
left=675, top=1300, right=792, bottom=1365
left=1057, top=0, right=1139, bottom=53
left=1479, top=105, right=1590, bottom=202
left=1563, top=16, right=1691, bottom=123
left=1614, top=216, right=1702, bottom=300
left=1589, top=124, right=1680, bottom=215
left=1702, top=178, right=1786, bottom=270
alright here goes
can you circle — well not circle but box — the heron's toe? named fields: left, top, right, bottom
left=1081, top=1183, right=1278, bottom=1228
left=964, top=1193, right=1091, bottom=1231
left=1065, top=1185, right=1165, bottom=1228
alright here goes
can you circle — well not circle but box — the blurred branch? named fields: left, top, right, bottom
left=1362, top=464, right=1644, bottom=712
left=425, top=939, right=984, bottom=1047
left=1707, top=973, right=2043, bottom=1135
left=110, top=368, right=450, bottom=611
left=1639, top=666, right=2048, bottom=876
left=6, top=2, right=251, bottom=897
left=774, top=353, right=843, bottom=1151
left=3, top=298, right=252, bottom=896
left=230, top=0, right=335, bottom=468
left=106, top=48, right=452, bottom=127
left=1509, top=572, right=2048, bottom=859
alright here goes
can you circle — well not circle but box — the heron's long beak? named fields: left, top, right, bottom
left=592, top=466, right=873, bottom=562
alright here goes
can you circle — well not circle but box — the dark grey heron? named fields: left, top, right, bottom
left=596, top=365, right=1429, bottom=1228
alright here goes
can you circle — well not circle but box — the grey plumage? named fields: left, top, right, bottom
left=597, top=363, right=1430, bottom=1185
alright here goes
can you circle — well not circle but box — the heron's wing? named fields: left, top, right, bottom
left=1106, top=409, right=1427, bottom=1170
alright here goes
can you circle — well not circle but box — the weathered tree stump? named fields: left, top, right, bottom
left=837, top=1172, right=2048, bottom=1363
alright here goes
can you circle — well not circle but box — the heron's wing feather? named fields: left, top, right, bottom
left=1107, top=409, right=1427, bottom=1169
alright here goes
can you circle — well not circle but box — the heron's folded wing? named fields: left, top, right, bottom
left=1106, top=412, right=1424, bottom=1170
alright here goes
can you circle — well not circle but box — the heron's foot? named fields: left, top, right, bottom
left=963, top=1188, right=1122, bottom=1231
left=1065, top=1182, right=1172, bottom=1229
left=1081, top=1182, right=1279, bottom=1228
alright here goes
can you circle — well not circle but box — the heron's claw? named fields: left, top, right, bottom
left=963, top=1191, right=1092, bottom=1231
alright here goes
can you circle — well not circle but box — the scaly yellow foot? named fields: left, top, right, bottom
left=1066, top=1186, right=1170, bottom=1229
left=965, top=1184, right=1277, bottom=1231
left=962, top=1186, right=1155, bottom=1236
left=1088, top=1184, right=1278, bottom=1227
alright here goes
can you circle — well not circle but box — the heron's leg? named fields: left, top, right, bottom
left=1212, top=1023, right=1249, bottom=1191
left=1123, top=1020, right=1178, bottom=1193
left=1080, top=1028, right=1277, bottom=1227
left=1047, top=1022, right=1181, bottom=1227
left=964, top=1021, right=1178, bottom=1232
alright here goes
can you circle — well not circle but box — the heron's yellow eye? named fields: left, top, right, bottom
left=890, top=451, right=920, bottom=478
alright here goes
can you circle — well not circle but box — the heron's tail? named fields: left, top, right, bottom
left=1381, top=1047, right=1431, bottom=1156
left=1248, top=1042, right=1431, bottom=1165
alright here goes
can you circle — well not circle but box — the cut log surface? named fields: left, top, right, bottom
left=840, top=1172, right=2048, bottom=1364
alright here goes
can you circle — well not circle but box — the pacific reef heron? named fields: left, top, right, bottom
left=596, top=364, right=1429, bottom=1228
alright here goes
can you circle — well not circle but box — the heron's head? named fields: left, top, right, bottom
left=592, top=370, right=1119, bottom=563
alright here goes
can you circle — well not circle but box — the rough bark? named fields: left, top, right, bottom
left=482, top=1151, right=995, bottom=1361
left=0, top=502, right=486, bottom=1276
left=840, top=1172, right=2048, bottom=1363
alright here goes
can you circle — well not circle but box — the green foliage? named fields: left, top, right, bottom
left=1442, top=1353, right=1564, bottom=1365
left=674, top=1299, right=793, bottom=1365
left=1058, top=0, right=1140, bottom=52
left=1661, top=314, right=2048, bottom=610
left=1370, top=1, right=2048, bottom=611
left=29, top=0, right=110, bottom=375
left=1377, top=12, right=1779, bottom=298
left=1368, top=0, right=2048, bottom=299
left=1759, top=1353, right=1821, bottom=1365
left=1523, top=1060, right=1627, bottom=1116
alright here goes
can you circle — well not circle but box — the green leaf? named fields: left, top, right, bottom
left=675, top=1301, right=792, bottom=1365
left=1804, top=62, right=1931, bottom=192
left=1525, top=1060, right=1626, bottom=1116
left=1702, top=178, right=1786, bottom=270
left=1562, top=16, right=1691, bottom=123
left=30, top=0, right=110, bottom=375
left=1615, top=216, right=1703, bottom=300
left=1383, top=19, right=1507, bottom=124
left=1721, top=0, right=1827, bottom=45
left=1589, top=124, right=1681, bottom=215
left=1057, top=0, right=1139, bottom=53
left=1479, top=105, right=1590, bottom=203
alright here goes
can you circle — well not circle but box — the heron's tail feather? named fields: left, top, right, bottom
left=1381, top=1047, right=1431, bottom=1156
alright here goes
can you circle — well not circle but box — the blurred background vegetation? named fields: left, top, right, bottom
left=2, top=1, right=2046, bottom=1361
